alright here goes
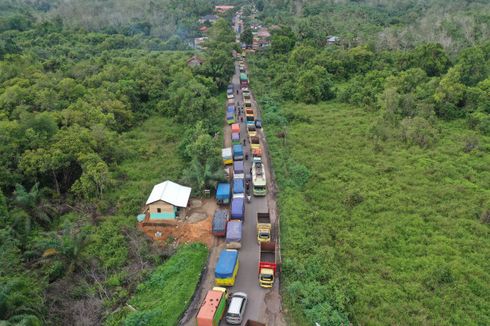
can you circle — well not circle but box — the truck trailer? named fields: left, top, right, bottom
left=222, top=147, right=232, bottom=165
left=212, top=209, right=229, bottom=237
left=216, top=183, right=231, bottom=205
left=256, top=212, right=271, bottom=243
left=233, top=160, right=245, bottom=179
left=231, top=123, right=240, bottom=133
left=215, top=249, right=239, bottom=287
left=231, top=197, right=245, bottom=220
left=196, top=287, right=228, bottom=326
left=231, top=132, right=240, bottom=145
left=240, top=73, right=248, bottom=88
left=258, top=242, right=277, bottom=288
left=233, top=144, right=244, bottom=161
left=249, top=136, right=260, bottom=150
left=226, top=220, right=242, bottom=249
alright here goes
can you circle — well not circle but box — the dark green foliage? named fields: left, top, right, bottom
left=240, top=27, right=253, bottom=45
left=0, top=6, right=234, bottom=325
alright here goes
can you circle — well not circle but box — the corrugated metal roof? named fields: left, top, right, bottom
left=145, top=180, right=191, bottom=207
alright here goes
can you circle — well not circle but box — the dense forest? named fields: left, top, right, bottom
left=246, top=0, right=490, bottom=325
left=0, top=2, right=236, bottom=324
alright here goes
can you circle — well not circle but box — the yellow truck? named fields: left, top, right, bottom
left=215, top=249, right=239, bottom=287
left=256, top=212, right=271, bottom=243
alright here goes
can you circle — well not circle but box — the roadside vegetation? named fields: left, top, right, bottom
left=108, top=243, right=208, bottom=325
left=246, top=0, right=490, bottom=324
left=0, top=4, right=236, bottom=325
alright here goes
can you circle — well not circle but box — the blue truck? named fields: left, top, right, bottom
left=215, top=249, right=239, bottom=286
left=233, top=178, right=244, bottom=197
left=216, top=183, right=231, bottom=205
left=233, top=144, right=244, bottom=161
left=231, top=197, right=245, bottom=220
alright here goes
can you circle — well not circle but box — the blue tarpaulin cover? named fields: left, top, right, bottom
left=216, top=183, right=231, bottom=200
left=226, top=220, right=242, bottom=242
left=215, top=249, right=238, bottom=278
left=233, top=161, right=244, bottom=173
left=227, top=106, right=234, bottom=113
left=231, top=198, right=245, bottom=219
left=232, top=144, right=243, bottom=157
left=233, top=178, right=244, bottom=194
left=226, top=111, right=234, bottom=119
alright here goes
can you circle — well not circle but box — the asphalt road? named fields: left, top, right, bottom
left=181, top=15, right=286, bottom=326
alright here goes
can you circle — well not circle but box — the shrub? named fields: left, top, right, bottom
left=400, top=117, right=437, bottom=148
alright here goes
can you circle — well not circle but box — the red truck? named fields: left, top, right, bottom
left=258, top=242, right=277, bottom=288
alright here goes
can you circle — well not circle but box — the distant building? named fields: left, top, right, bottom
left=253, top=27, right=271, bottom=50
left=144, top=181, right=192, bottom=221
left=194, top=37, right=208, bottom=50
left=327, top=36, right=340, bottom=45
left=187, top=55, right=204, bottom=68
left=199, top=14, right=219, bottom=24
left=215, top=5, right=234, bottom=14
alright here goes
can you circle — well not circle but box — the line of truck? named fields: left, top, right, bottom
left=198, top=49, right=275, bottom=326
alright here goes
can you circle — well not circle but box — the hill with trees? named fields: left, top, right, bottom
left=245, top=0, right=489, bottom=325
left=0, top=3, right=236, bottom=324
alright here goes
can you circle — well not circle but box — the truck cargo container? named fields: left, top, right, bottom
left=240, top=73, right=248, bottom=88
left=216, top=183, right=231, bottom=205
left=256, top=211, right=271, bottom=243
left=231, top=132, right=240, bottom=145
left=246, top=112, right=255, bottom=125
left=231, top=197, right=245, bottom=220
left=252, top=147, right=262, bottom=158
left=212, top=209, right=229, bottom=237
left=252, top=157, right=267, bottom=196
left=227, top=93, right=234, bottom=100
left=215, top=249, right=239, bottom=286
left=243, top=91, right=251, bottom=100
left=232, top=145, right=244, bottom=161
left=233, top=178, right=244, bottom=196
left=222, top=147, right=233, bottom=165
left=227, top=105, right=235, bottom=114
left=244, top=98, right=252, bottom=108
left=249, top=135, right=260, bottom=150
left=247, top=124, right=257, bottom=137
left=226, top=111, right=236, bottom=124
left=226, top=220, right=242, bottom=249
left=196, top=287, right=228, bottom=326
left=258, top=242, right=277, bottom=288
left=231, top=123, right=240, bottom=133
left=233, top=160, right=244, bottom=178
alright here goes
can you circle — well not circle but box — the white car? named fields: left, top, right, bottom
left=225, top=292, right=248, bottom=324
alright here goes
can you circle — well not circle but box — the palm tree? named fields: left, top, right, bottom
left=0, top=276, right=44, bottom=325
left=13, top=183, right=56, bottom=228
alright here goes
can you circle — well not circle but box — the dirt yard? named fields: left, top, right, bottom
left=139, top=198, right=217, bottom=248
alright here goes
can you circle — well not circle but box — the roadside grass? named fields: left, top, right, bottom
left=264, top=101, right=490, bottom=325
left=108, top=116, right=183, bottom=217
left=122, top=243, right=208, bottom=325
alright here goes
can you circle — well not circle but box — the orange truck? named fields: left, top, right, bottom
left=197, top=287, right=228, bottom=326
